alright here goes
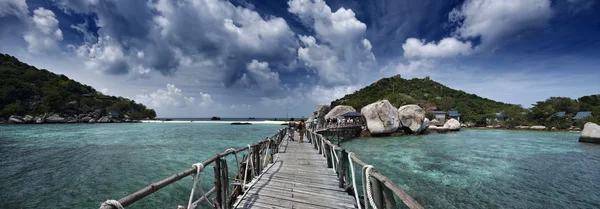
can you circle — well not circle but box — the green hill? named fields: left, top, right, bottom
left=331, top=75, right=519, bottom=123
left=0, top=53, right=156, bottom=121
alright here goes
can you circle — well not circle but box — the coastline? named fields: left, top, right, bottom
left=140, top=120, right=288, bottom=125
left=468, top=127, right=582, bottom=133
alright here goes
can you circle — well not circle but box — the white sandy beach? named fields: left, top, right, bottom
left=140, top=120, right=288, bottom=125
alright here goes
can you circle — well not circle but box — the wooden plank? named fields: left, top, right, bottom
left=235, top=132, right=357, bottom=209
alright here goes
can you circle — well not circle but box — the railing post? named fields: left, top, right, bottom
left=369, top=176, right=384, bottom=209
left=214, top=155, right=222, bottom=209
left=338, top=149, right=348, bottom=189
left=325, top=144, right=333, bottom=168
left=382, top=186, right=396, bottom=209
left=222, top=158, right=230, bottom=209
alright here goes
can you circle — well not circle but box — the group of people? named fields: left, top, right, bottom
left=287, top=118, right=307, bottom=143
left=311, top=117, right=364, bottom=129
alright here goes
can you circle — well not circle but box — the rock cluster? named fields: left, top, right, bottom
left=3, top=110, right=136, bottom=124
left=397, top=104, right=428, bottom=134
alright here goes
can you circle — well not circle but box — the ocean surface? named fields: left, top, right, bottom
left=1, top=124, right=599, bottom=209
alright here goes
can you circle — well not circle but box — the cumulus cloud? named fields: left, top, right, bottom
left=449, top=0, right=553, bottom=49
left=0, top=0, right=29, bottom=38
left=57, top=0, right=298, bottom=87
left=245, top=60, right=281, bottom=93
left=402, top=37, right=473, bottom=59
left=135, top=84, right=197, bottom=108
left=23, top=8, right=63, bottom=53
left=74, top=35, right=129, bottom=75
left=289, top=0, right=376, bottom=86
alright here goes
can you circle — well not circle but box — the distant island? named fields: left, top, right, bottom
left=0, top=54, right=156, bottom=124
left=330, top=75, right=599, bottom=130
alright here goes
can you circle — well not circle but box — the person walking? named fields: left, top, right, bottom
left=288, top=118, right=296, bottom=141
left=297, top=120, right=306, bottom=143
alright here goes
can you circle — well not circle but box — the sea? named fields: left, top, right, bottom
left=0, top=121, right=599, bottom=209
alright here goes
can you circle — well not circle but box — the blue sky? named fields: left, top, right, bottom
left=1, top=0, right=599, bottom=117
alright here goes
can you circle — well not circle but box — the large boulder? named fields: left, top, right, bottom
left=98, top=116, right=111, bottom=123
left=579, top=122, right=600, bottom=143
left=360, top=100, right=400, bottom=134
left=315, top=105, right=331, bottom=121
left=8, top=115, right=25, bottom=124
left=398, top=105, right=427, bottom=134
left=325, top=105, right=356, bottom=120
left=89, top=119, right=96, bottom=124
left=45, top=114, right=66, bottom=123
left=443, top=118, right=461, bottom=131
left=430, top=119, right=441, bottom=126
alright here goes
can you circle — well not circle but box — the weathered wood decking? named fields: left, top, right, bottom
left=235, top=133, right=357, bottom=209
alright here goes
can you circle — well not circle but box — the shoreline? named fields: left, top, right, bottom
left=140, top=120, right=288, bottom=125
left=468, top=127, right=581, bottom=133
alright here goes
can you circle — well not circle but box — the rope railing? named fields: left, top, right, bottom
left=99, top=128, right=288, bottom=209
left=307, top=130, right=424, bottom=209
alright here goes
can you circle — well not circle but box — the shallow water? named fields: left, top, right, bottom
left=1, top=125, right=599, bottom=209
left=341, top=129, right=600, bottom=209
left=0, top=123, right=281, bottom=209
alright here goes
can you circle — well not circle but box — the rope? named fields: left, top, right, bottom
left=348, top=152, right=362, bottom=209
left=225, top=148, right=239, bottom=167
left=243, top=144, right=252, bottom=189
left=330, top=144, right=336, bottom=172
left=187, top=163, right=213, bottom=209
left=364, top=165, right=377, bottom=209
left=100, top=200, right=124, bottom=209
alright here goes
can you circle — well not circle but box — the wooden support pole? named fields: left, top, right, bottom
left=214, top=155, right=222, bottom=209
left=382, top=186, right=396, bottom=209
left=222, top=158, right=229, bottom=209
left=325, top=144, right=333, bottom=168
left=338, top=149, right=348, bottom=189
left=369, top=176, right=384, bottom=209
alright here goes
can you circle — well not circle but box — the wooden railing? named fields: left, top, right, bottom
left=306, top=130, right=424, bottom=209
left=99, top=128, right=288, bottom=209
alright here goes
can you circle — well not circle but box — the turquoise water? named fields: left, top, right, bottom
left=341, top=129, right=600, bottom=209
left=1, top=125, right=599, bottom=209
left=0, top=123, right=281, bottom=209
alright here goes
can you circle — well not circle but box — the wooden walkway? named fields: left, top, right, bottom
left=235, top=133, right=357, bottom=209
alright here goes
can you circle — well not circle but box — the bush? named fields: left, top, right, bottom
left=573, top=116, right=600, bottom=129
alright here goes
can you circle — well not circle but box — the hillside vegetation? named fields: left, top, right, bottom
left=0, top=53, right=156, bottom=120
left=331, top=75, right=600, bottom=127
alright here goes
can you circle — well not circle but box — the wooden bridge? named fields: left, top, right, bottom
left=99, top=128, right=423, bottom=209
left=314, top=124, right=363, bottom=145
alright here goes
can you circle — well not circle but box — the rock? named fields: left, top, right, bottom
left=516, top=126, right=530, bottom=129
left=93, top=109, right=103, bottom=118
left=417, top=118, right=429, bottom=134
left=398, top=105, right=427, bottom=134
left=579, top=122, right=600, bottom=143
left=8, top=115, right=25, bottom=124
left=360, top=130, right=371, bottom=137
left=325, top=105, right=356, bottom=120
left=45, top=114, right=66, bottom=123
left=360, top=100, right=400, bottom=134
left=529, top=125, right=546, bottom=130
left=81, top=116, right=92, bottom=123
left=124, top=114, right=130, bottom=119
left=551, top=127, right=557, bottom=131
left=430, top=119, right=440, bottom=126
left=98, top=116, right=111, bottom=123
left=486, top=125, right=493, bottom=128
left=66, top=117, right=77, bottom=123
left=428, top=125, right=448, bottom=133
left=24, top=115, right=34, bottom=123
left=443, top=118, right=461, bottom=131
left=35, top=116, right=43, bottom=124
left=315, top=105, right=331, bottom=121
left=89, top=119, right=96, bottom=124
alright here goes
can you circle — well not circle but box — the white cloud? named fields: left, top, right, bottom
left=74, top=35, right=130, bottom=75
left=289, top=0, right=376, bottom=86
left=100, top=88, right=109, bottom=94
left=23, top=8, right=63, bottom=53
left=0, top=0, right=28, bottom=19
left=449, top=0, right=553, bottom=49
left=307, top=85, right=359, bottom=105
left=198, top=92, right=213, bottom=107
left=245, top=59, right=281, bottom=93
left=402, top=37, right=473, bottom=59
left=135, top=84, right=196, bottom=108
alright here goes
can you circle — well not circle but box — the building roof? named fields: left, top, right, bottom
left=342, top=112, right=362, bottom=117
left=109, top=110, right=120, bottom=116
left=429, top=111, right=445, bottom=114
left=496, top=113, right=506, bottom=119
left=448, top=111, right=461, bottom=117
left=552, top=112, right=566, bottom=117
left=572, top=111, right=592, bottom=120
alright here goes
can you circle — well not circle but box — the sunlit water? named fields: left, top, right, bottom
left=1, top=125, right=599, bottom=209
left=341, top=129, right=600, bottom=209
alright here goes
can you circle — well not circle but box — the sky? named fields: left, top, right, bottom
left=1, top=0, right=599, bottom=118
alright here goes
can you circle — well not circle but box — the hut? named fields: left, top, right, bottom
left=572, top=111, right=592, bottom=120
left=449, top=110, right=461, bottom=121
left=429, top=111, right=446, bottom=123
